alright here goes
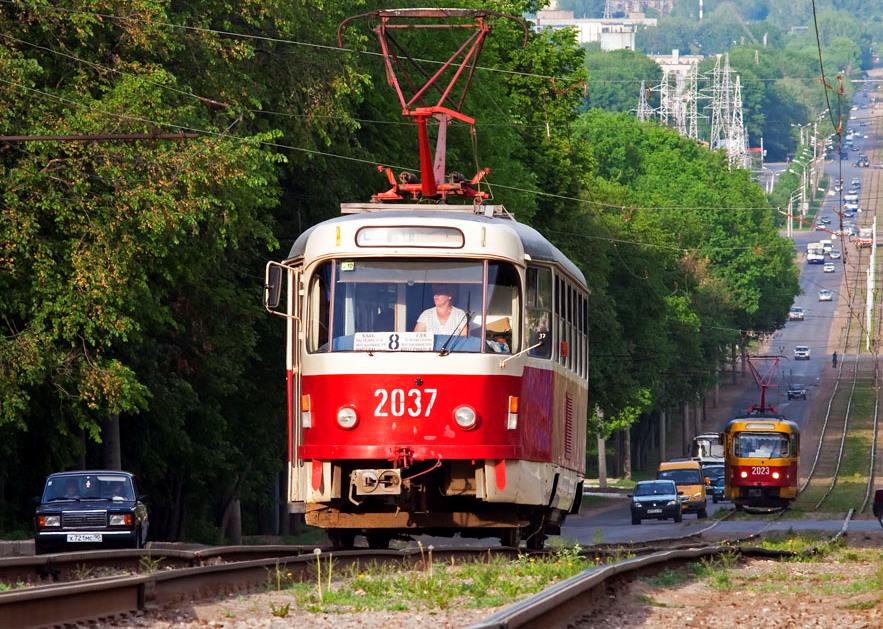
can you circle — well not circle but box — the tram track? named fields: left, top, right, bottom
left=798, top=160, right=882, bottom=515
left=0, top=524, right=830, bottom=629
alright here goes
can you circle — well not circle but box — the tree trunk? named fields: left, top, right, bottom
left=102, top=414, right=122, bottom=470
left=659, top=409, right=667, bottom=463
left=222, top=499, right=242, bottom=545
left=597, top=435, right=607, bottom=488
left=681, top=401, right=689, bottom=457
left=622, top=428, right=632, bottom=481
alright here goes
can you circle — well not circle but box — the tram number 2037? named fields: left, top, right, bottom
left=374, top=388, right=438, bottom=417
left=752, top=466, right=770, bottom=475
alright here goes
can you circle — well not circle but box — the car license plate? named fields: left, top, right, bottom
left=647, top=509, right=662, bottom=514
left=67, top=533, right=102, bottom=543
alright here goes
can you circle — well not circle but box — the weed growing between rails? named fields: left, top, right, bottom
left=262, top=543, right=603, bottom=616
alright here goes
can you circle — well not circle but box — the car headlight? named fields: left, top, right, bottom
left=633, top=502, right=643, bottom=509
left=38, top=515, right=60, bottom=527
left=666, top=500, right=678, bottom=507
left=693, top=492, right=703, bottom=500
left=110, top=514, right=134, bottom=526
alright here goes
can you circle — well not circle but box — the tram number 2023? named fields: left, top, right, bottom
left=751, top=466, right=770, bottom=476
left=374, top=388, right=438, bottom=417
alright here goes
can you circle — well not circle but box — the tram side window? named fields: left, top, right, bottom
left=526, top=266, right=552, bottom=359
left=485, top=262, right=520, bottom=353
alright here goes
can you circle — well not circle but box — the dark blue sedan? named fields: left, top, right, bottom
left=629, top=480, right=683, bottom=524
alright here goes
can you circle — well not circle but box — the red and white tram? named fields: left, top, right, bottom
left=265, top=202, right=588, bottom=548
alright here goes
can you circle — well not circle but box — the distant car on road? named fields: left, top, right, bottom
left=830, top=250, right=842, bottom=259
left=794, top=345, right=811, bottom=360
left=818, top=289, right=833, bottom=301
left=824, top=263, right=836, bottom=273
left=701, top=464, right=725, bottom=504
left=629, top=480, right=683, bottom=525
left=788, top=307, right=805, bottom=321
left=874, top=489, right=883, bottom=525
left=787, top=383, right=807, bottom=400
left=709, top=476, right=727, bottom=503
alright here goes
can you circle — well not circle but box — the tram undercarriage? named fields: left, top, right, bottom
left=294, top=458, right=582, bottom=550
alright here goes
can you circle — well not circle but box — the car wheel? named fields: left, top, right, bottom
left=713, top=496, right=718, bottom=504
left=631, top=515, right=640, bottom=525
left=673, top=510, right=682, bottom=523
left=698, top=508, right=708, bottom=519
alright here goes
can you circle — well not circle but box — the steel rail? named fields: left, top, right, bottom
left=466, top=512, right=854, bottom=629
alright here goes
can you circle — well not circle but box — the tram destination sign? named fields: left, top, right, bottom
left=353, top=332, right=433, bottom=352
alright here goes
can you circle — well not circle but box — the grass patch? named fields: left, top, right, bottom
left=268, top=543, right=601, bottom=615
left=643, top=567, right=689, bottom=588
left=692, top=551, right=739, bottom=590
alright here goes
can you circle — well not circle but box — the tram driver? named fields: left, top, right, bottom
left=414, top=284, right=467, bottom=336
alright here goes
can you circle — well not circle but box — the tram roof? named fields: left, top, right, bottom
left=286, top=204, right=586, bottom=286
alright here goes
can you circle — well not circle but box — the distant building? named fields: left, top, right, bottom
left=603, top=1, right=677, bottom=15
left=649, top=49, right=703, bottom=79
left=533, top=10, right=658, bottom=51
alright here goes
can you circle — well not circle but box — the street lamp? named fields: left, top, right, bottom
left=791, top=122, right=809, bottom=147
left=789, top=159, right=809, bottom=218
left=786, top=189, right=801, bottom=237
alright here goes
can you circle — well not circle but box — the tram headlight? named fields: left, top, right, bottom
left=740, top=471, right=748, bottom=478
left=453, top=405, right=478, bottom=430
left=772, top=471, right=780, bottom=480
left=336, top=407, right=359, bottom=430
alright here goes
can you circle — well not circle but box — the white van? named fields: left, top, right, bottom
left=819, top=239, right=833, bottom=253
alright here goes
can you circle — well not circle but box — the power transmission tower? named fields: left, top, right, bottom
left=728, top=75, right=750, bottom=169
left=635, top=80, right=654, bottom=122
left=685, top=63, right=699, bottom=140
left=707, top=54, right=728, bottom=152
left=657, top=71, right=670, bottom=126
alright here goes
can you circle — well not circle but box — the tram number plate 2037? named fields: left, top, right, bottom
left=67, top=533, right=102, bottom=543
left=751, top=466, right=770, bottom=476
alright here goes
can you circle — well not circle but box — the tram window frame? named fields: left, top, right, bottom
left=526, top=266, right=552, bottom=359
left=306, top=265, right=332, bottom=353
left=305, top=259, right=522, bottom=354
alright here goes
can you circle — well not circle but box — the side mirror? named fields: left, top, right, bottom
left=264, top=263, right=284, bottom=309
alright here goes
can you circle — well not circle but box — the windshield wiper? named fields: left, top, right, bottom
left=439, top=294, right=472, bottom=356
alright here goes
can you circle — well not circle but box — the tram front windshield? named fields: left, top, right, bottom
left=306, top=259, right=521, bottom=353
left=733, top=433, right=792, bottom=459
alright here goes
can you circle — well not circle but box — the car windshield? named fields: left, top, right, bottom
left=703, top=466, right=724, bottom=480
left=634, top=482, right=675, bottom=497
left=658, top=469, right=701, bottom=484
left=43, top=474, right=135, bottom=502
